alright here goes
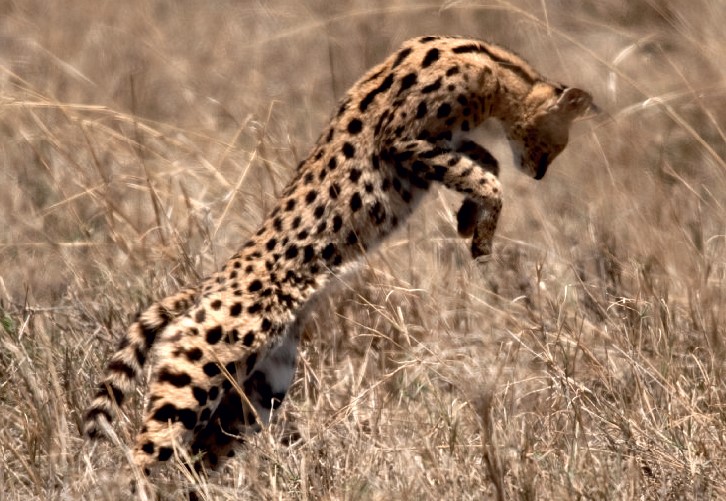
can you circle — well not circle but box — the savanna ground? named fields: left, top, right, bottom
left=1, top=0, right=725, bottom=499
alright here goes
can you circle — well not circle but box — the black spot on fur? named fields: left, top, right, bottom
left=421, top=78, right=442, bottom=94
left=178, top=408, right=197, bottom=430
left=205, top=326, right=222, bottom=344
left=303, top=245, right=315, bottom=263
left=185, top=347, right=203, bottom=362
left=399, top=72, right=418, bottom=93
left=392, top=47, right=412, bottom=68
left=329, top=183, right=340, bottom=199
left=203, top=363, right=221, bottom=377
left=248, top=280, right=263, bottom=292
left=230, top=303, right=242, bottom=317
left=285, top=199, right=296, bottom=211
left=158, top=368, right=192, bottom=388
left=347, top=231, right=358, bottom=245
left=141, top=441, right=155, bottom=454
left=349, top=168, right=362, bottom=183
left=277, top=291, right=295, bottom=307
left=266, top=238, right=277, bottom=251
left=416, top=101, right=427, bottom=119
left=322, top=243, right=337, bottom=261
left=152, top=403, right=178, bottom=423
left=452, top=43, right=484, bottom=54
left=194, top=308, right=207, bottom=324
left=350, top=192, right=362, bottom=212
left=243, top=332, right=255, bottom=347
left=342, top=142, right=356, bottom=159
left=347, top=118, right=363, bottom=134
left=285, top=244, right=299, bottom=259
left=305, top=190, right=317, bottom=204
left=210, top=299, right=222, bottom=310
left=360, top=73, right=394, bottom=112
left=332, top=215, right=343, bottom=233
left=437, top=103, right=452, bottom=118
left=328, top=156, right=337, bottom=170
left=422, top=48, right=439, bottom=68
left=208, top=386, right=219, bottom=401
left=314, top=204, right=325, bottom=219
left=446, top=65, right=460, bottom=76
left=157, top=447, right=173, bottom=461
left=192, top=386, right=208, bottom=406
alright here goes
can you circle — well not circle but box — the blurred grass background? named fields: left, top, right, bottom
left=1, top=0, right=725, bottom=499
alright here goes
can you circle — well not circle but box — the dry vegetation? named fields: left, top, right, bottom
left=1, top=0, right=725, bottom=499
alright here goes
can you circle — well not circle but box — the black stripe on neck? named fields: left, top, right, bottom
left=452, top=43, right=539, bottom=86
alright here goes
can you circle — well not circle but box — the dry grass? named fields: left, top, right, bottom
left=1, top=0, right=725, bottom=499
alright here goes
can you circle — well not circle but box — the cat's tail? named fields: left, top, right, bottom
left=82, top=287, right=198, bottom=439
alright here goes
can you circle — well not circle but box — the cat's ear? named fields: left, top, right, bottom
left=552, top=88, right=593, bottom=119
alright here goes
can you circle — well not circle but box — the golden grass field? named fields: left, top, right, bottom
left=1, top=0, right=725, bottom=499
